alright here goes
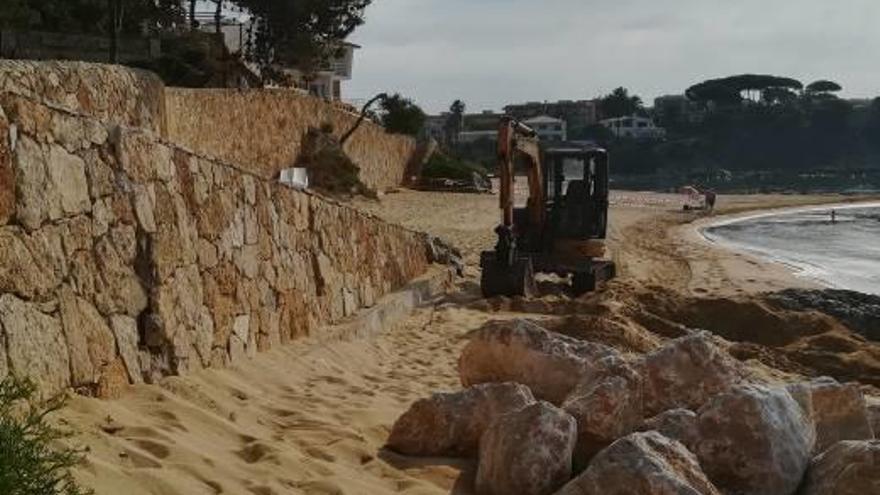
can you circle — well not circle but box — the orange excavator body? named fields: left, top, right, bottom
left=480, top=117, right=616, bottom=297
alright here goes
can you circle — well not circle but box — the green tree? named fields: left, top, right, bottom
left=0, top=0, right=36, bottom=29
left=444, top=99, right=466, bottom=145
left=600, top=87, right=643, bottom=119
left=0, top=0, right=181, bottom=35
left=686, top=74, right=802, bottom=106
left=0, top=377, right=91, bottom=495
left=806, top=80, right=843, bottom=94
left=865, top=98, right=880, bottom=151
left=763, top=87, right=798, bottom=105
left=0, top=0, right=183, bottom=62
left=379, top=93, right=426, bottom=136
left=234, top=0, right=371, bottom=83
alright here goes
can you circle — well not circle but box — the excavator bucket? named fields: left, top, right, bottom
left=479, top=253, right=537, bottom=298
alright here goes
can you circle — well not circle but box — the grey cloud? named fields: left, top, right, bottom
left=348, top=0, right=880, bottom=113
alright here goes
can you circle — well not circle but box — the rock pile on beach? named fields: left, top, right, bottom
left=387, top=319, right=879, bottom=495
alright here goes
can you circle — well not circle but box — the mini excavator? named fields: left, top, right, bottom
left=480, top=117, right=616, bottom=297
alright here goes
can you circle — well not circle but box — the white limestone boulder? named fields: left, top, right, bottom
left=556, top=431, right=721, bottom=495
left=695, top=384, right=813, bottom=495
left=637, top=408, right=700, bottom=453
left=459, top=319, right=616, bottom=405
left=643, top=331, right=746, bottom=416
left=787, top=377, right=873, bottom=453
left=386, top=382, right=535, bottom=457
left=562, top=355, right=645, bottom=467
left=476, top=401, right=576, bottom=495
left=800, top=440, right=880, bottom=495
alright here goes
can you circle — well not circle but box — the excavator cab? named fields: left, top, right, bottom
left=480, top=118, right=616, bottom=297
left=544, top=146, right=609, bottom=241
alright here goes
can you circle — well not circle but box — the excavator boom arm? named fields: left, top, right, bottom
left=497, top=117, right=544, bottom=231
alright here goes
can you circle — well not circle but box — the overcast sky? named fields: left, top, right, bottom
left=346, top=0, right=880, bottom=114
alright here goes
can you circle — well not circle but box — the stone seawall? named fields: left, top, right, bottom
left=0, top=60, right=166, bottom=135
left=165, top=89, right=417, bottom=191
left=0, top=92, right=432, bottom=396
left=0, top=62, right=417, bottom=192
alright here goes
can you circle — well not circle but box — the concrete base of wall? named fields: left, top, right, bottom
left=318, top=267, right=455, bottom=344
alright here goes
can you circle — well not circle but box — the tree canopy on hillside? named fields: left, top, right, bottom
left=599, top=87, right=643, bottom=119
left=379, top=93, right=425, bottom=137
left=686, top=74, right=804, bottom=105
left=0, top=0, right=182, bottom=34
left=806, top=80, right=843, bottom=94
left=234, top=0, right=371, bottom=81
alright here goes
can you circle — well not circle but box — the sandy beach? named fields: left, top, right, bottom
left=62, top=189, right=880, bottom=495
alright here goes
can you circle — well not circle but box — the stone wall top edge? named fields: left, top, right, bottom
left=0, top=90, right=430, bottom=240
left=0, top=59, right=162, bottom=78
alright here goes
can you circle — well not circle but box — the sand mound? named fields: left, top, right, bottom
left=620, top=288, right=880, bottom=387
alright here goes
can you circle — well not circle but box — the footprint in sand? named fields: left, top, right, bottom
left=119, top=426, right=176, bottom=460
left=316, top=374, right=348, bottom=385
left=200, top=478, right=223, bottom=494
left=304, top=446, right=337, bottom=463
left=131, top=439, right=172, bottom=460
left=247, top=486, right=276, bottom=495
left=292, top=480, right=345, bottom=495
left=118, top=448, right=162, bottom=469
left=149, top=409, right=188, bottom=432
left=236, top=442, right=279, bottom=465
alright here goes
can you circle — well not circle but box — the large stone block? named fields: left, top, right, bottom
left=0, top=228, right=59, bottom=299
left=110, top=315, right=143, bottom=384
left=476, top=401, right=577, bottom=495
left=800, top=440, right=880, bottom=495
left=0, top=105, right=13, bottom=226
left=558, top=432, right=721, bottom=495
left=12, top=136, right=90, bottom=230
left=154, top=265, right=214, bottom=371
left=387, top=383, right=536, bottom=457
left=46, top=144, right=90, bottom=217
left=643, top=331, right=746, bottom=416
left=92, top=235, right=148, bottom=316
left=58, top=287, right=116, bottom=388
left=637, top=409, right=700, bottom=453
left=459, top=319, right=616, bottom=405
left=563, top=356, right=645, bottom=468
left=787, top=378, right=874, bottom=454
left=696, top=384, right=813, bottom=495
left=13, top=135, right=50, bottom=230
left=0, top=294, right=71, bottom=394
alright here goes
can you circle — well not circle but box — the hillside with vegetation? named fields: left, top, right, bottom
left=606, top=75, right=880, bottom=192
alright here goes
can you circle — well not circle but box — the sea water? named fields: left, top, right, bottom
left=703, top=204, right=880, bottom=295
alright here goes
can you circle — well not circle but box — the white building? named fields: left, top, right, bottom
left=600, top=115, right=666, bottom=140
left=280, top=42, right=359, bottom=101
left=198, top=13, right=359, bottom=101
left=523, top=115, right=567, bottom=142
left=458, top=130, right=499, bottom=143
